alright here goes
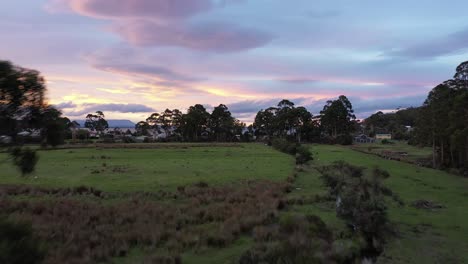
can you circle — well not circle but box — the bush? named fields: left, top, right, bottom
left=102, top=135, right=115, bottom=143
left=76, top=129, right=90, bottom=140
left=271, top=138, right=313, bottom=164
left=45, top=122, right=65, bottom=147
left=0, top=218, right=45, bottom=264
left=271, top=138, right=297, bottom=155
left=336, top=134, right=353, bottom=145
left=381, top=139, right=394, bottom=145
left=295, top=146, right=313, bottom=164
left=122, top=136, right=136, bottom=143
left=10, top=147, right=39, bottom=176
left=239, top=214, right=333, bottom=264
left=318, top=161, right=396, bottom=255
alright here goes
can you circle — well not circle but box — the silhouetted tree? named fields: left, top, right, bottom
left=210, top=104, right=235, bottom=141
left=85, top=111, right=108, bottom=136
left=0, top=60, right=49, bottom=175
left=320, top=95, right=356, bottom=138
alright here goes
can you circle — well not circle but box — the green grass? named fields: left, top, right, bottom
left=289, top=144, right=468, bottom=263
left=2, top=142, right=467, bottom=263
left=352, top=140, right=432, bottom=163
left=0, top=144, right=293, bottom=192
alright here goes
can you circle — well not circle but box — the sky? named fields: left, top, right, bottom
left=1, top=0, right=468, bottom=123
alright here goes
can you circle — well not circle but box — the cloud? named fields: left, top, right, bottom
left=92, top=61, right=200, bottom=82
left=57, top=0, right=213, bottom=19
left=304, top=94, right=427, bottom=118
left=113, top=20, right=273, bottom=52
left=54, top=101, right=77, bottom=109
left=64, top=103, right=156, bottom=116
left=385, top=28, right=468, bottom=59
left=48, top=0, right=272, bottom=52
left=226, top=93, right=427, bottom=121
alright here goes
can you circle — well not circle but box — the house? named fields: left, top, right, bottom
left=375, top=134, right=392, bottom=140
left=354, top=134, right=375, bottom=143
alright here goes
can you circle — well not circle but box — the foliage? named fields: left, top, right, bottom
left=411, top=62, right=468, bottom=169
left=318, top=161, right=397, bottom=255
left=0, top=181, right=287, bottom=263
left=364, top=108, right=419, bottom=139
left=177, top=105, right=210, bottom=141
left=381, top=139, right=394, bottom=145
left=10, top=147, right=39, bottom=176
left=0, top=60, right=54, bottom=175
left=271, top=138, right=313, bottom=164
left=239, top=214, right=334, bottom=264
left=0, top=218, right=45, bottom=264
left=85, top=111, right=108, bottom=135
left=320, top=95, right=356, bottom=138
left=336, top=134, right=353, bottom=145
left=254, top=100, right=315, bottom=143
left=45, top=121, right=65, bottom=147
left=135, top=121, right=150, bottom=136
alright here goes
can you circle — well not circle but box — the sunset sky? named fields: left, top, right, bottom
left=2, top=0, right=468, bottom=123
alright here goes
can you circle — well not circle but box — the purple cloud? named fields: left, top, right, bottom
left=55, top=101, right=77, bottom=109
left=65, top=103, right=156, bottom=116
left=386, top=27, right=468, bottom=59
left=66, top=0, right=213, bottom=19
left=113, top=20, right=273, bottom=52
left=91, top=60, right=200, bottom=82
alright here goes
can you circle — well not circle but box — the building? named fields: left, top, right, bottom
left=375, top=134, right=392, bottom=140
left=354, top=134, right=375, bottom=143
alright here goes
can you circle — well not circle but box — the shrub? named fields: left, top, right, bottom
left=0, top=218, right=45, bottom=264
left=271, top=138, right=313, bottom=164
left=45, top=122, right=65, bottom=147
left=381, top=139, right=394, bottom=145
left=318, top=161, right=396, bottom=255
left=122, top=136, right=136, bottom=143
left=76, top=129, right=90, bottom=140
left=336, top=134, right=353, bottom=145
left=10, top=147, right=39, bottom=176
left=239, top=214, right=333, bottom=264
left=102, top=135, right=115, bottom=143
left=272, top=138, right=297, bottom=155
left=295, top=146, right=313, bottom=164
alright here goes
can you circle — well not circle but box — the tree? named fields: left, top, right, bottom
left=210, top=104, right=235, bottom=141
left=414, top=62, right=468, bottom=169
left=320, top=95, right=356, bottom=138
left=253, top=100, right=314, bottom=142
left=0, top=60, right=48, bottom=176
left=254, top=107, right=278, bottom=139
left=454, top=61, right=468, bottom=82
left=85, top=111, right=108, bottom=136
left=135, top=121, right=150, bottom=136
left=179, top=104, right=210, bottom=141
left=290, top=106, right=312, bottom=143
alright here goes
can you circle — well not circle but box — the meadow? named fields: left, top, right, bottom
left=290, top=144, right=468, bottom=263
left=1, top=143, right=467, bottom=263
left=0, top=144, right=292, bottom=192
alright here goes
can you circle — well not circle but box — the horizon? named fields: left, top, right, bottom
left=2, top=0, right=468, bottom=123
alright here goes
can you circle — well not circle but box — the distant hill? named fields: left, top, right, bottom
left=74, top=119, right=136, bottom=128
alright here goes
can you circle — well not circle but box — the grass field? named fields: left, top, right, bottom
left=351, top=141, right=433, bottom=165
left=289, top=144, right=468, bottom=263
left=0, top=144, right=293, bottom=192
left=1, top=143, right=467, bottom=263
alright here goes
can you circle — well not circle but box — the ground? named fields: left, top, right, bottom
left=290, top=144, right=468, bottom=263
left=0, top=143, right=292, bottom=192
left=0, top=143, right=467, bottom=263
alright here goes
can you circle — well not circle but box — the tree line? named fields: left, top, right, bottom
left=2, top=59, right=467, bottom=174
left=134, top=104, right=245, bottom=142
left=363, top=61, right=468, bottom=171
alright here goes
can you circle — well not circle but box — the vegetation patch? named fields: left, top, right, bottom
left=0, top=181, right=289, bottom=264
